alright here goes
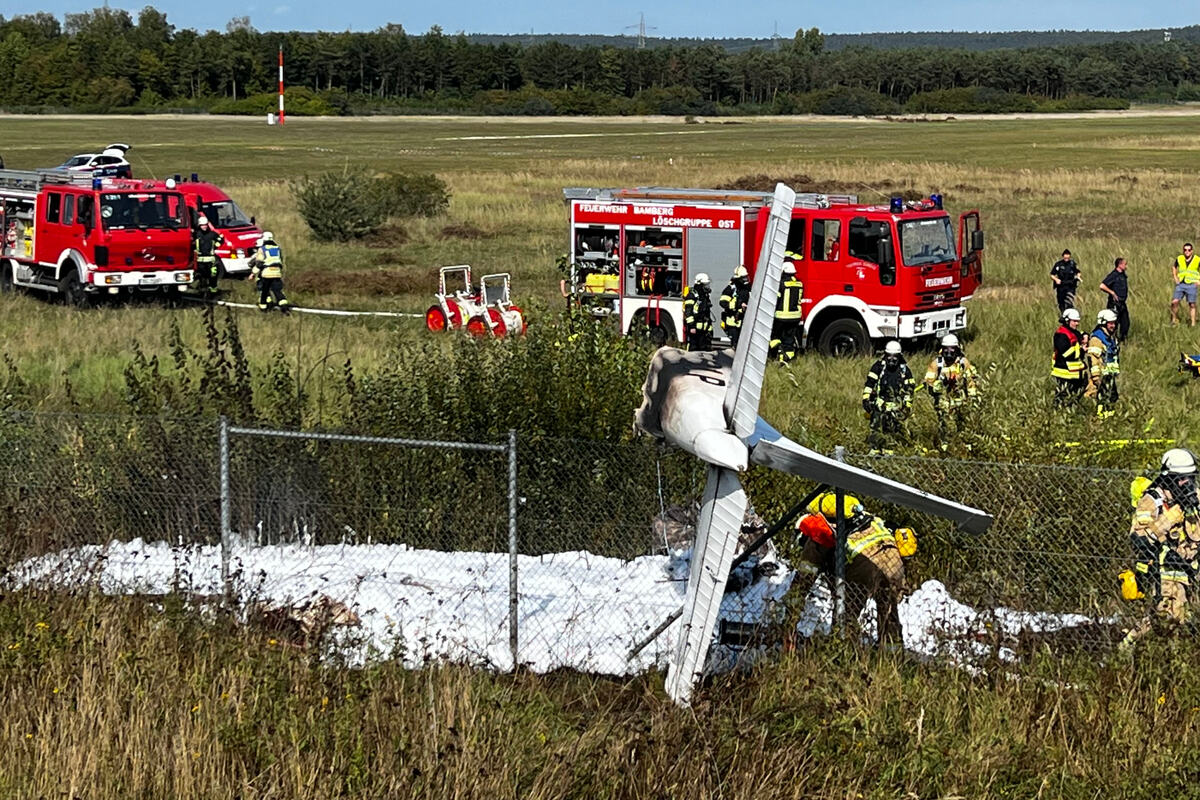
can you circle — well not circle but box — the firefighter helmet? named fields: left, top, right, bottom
left=809, top=491, right=863, bottom=520
left=940, top=333, right=959, bottom=348
left=261, top=231, right=275, bottom=245
left=782, top=262, right=796, bottom=276
left=1062, top=308, right=1081, bottom=323
left=694, top=273, right=710, bottom=286
left=884, top=340, right=902, bottom=356
left=197, top=215, right=210, bottom=226
left=1162, top=448, right=1198, bottom=476
left=732, top=265, right=748, bottom=279
left=1097, top=308, right=1118, bottom=325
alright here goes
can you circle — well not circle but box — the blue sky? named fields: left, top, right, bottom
left=23, top=1, right=1198, bottom=38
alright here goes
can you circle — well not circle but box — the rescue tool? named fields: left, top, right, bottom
left=425, top=265, right=527, bottom=337
left=632, top=183, right=993, bottom=706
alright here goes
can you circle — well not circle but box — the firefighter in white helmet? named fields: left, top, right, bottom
left=719, top=265, right=750, bottom=348
left=1052, top=307, right=1088, bottom=408
left=923, top=333, right=979, bottom=449
left=248, top=231, right=290, bottom=313
left=770, top=262, right=804, bottom=363
left=192, top=214, right=226, bottom=296
left=1121, top=448, right=1200, bottom=649
left=1085, top=308, right=1121, bottom=417
left=794, top=492, right=912, bottom=643
left=862, top=340, right=916, bottom=454
left=682, top=272, right=713, bottom=351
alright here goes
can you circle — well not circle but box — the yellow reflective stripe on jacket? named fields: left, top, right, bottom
left=776, top=279, right=804, bottom=320
left=1178, top=254, right=1200, bottom=284
left=847, top=519, right=895, bottom=561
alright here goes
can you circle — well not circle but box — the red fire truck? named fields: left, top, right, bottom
left=159, top=173, right=264, bottom=277
left=563, top=187, right=983, bottom=356
left=0, top=169, right=194, bottom=304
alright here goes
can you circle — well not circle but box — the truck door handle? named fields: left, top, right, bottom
left=844, top=285, right=853, bottom=292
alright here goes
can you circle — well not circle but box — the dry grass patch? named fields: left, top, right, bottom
left=289, top=267, right=435, bottom=296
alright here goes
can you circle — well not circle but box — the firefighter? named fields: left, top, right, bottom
left=719, top=265, right=750, bottom=348
left=1121, top=448, right=1200, bottom=649
left=770, top=262, right=804, bottom=363
left=248, top=231, right=290, bottom=313
left=862, top=340, right=916, bottom=455
left=795, top=492, right=910, bottom=644
left=923, top=333, right=979, bottom=448
left=1085, top=308, right=1120, bottom=418
left=1171, top=243, right=1200, bottom=327
left=682, top=273, right=713, bottom=351
left=192, top=214, right=225, bottom=296
left=1051, top=308, right=1088, bottom=408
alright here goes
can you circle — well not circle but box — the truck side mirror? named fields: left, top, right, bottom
left=251, top=215, right=256, bottom=225
left=877, top=238, right=896, bottom=286
left=971, top=229, right=984, bottom=252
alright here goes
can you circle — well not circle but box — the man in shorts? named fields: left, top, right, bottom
left=1171, top=243, right=1200, bottom=327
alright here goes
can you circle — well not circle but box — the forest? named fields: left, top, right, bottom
left=0, top=8, right=1198, bottom=114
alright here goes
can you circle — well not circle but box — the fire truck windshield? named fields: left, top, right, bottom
left=200, top=199, right=253, bottom=228
left=899, top=217, right=956, bottom=267
left=99, top=192, right=185, bottom=231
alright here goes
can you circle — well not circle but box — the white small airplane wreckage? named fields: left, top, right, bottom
left=633, top=184, right=994, bottom=706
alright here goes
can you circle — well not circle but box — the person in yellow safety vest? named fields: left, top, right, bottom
left=794, top=492, right=912, bottom=644
left=862, top=340, right=916, bottom=454
left=1171, top=242, right=1200, bottom=327
left=719, top=265, right=750, bottom=348
left=770, top=262, right=804, bottom=363
left=1121, top=448, right=1200, bottom=650
left=1051, top=308, right=1088, bottom=408
left=923, top=333, right=979, bottom=448
left=248, top=231, right=290, bottom=314
left=682, top=272, right=713, bottom=351
left=1085, top=308, right=1121, bottom=418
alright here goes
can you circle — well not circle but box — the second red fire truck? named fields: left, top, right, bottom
left=563, top=186, right=983, bottom=356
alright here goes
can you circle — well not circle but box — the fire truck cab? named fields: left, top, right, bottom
left=159, top=174, right=263, bottom=276
left=0, top=169, right=193, bottom=304
left=563, top=186, right=983, bottom=356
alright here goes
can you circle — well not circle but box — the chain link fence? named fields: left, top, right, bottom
left=0, top=411, right=1162, bottom=674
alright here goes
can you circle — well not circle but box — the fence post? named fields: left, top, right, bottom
left=508, top=429, right=519, bottom=671
left=833, top=446, right=847, bottom=636
left=219, top=415, right=232, bottom=604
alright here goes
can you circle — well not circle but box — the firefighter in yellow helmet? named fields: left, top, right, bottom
left=1121, top=448, right=1200, bottom=649
left=794, top=492, right=912, bottom=643
left=719, top=265, right=750, bottom=348
left=248, top=231, right=290, bottom=314
left=923, top=333, right=979, bottom=449
left=770, top=262, right=804, bottom=363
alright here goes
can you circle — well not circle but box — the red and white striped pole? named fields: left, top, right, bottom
left=277, top=46, right=285, bottom=126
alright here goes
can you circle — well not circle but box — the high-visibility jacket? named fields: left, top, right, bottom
left=847, top=517, right=898, bottom=563
left=1087, top=326, right=1120, bottom=378
left=863, top=359, right=915, bottom=412
left=252, top=242, right=284, bottom=279
left=194, top=228, right=224, bottom=262
left=683, top=286, right=713, bottom=333
left=775, top=277, right=804, bottom=321
left=719, top=278, right=749, bottom=331
left=1051, top=325, right=1086, bottom=380
left=1178, top=254, right=1200, bottom=285
left=923, top=354, right=978, bottom=407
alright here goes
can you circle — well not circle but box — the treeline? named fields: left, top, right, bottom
left=0, top=8, right=1197, bottom=115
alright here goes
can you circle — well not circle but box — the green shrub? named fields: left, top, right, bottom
left=370, top=173, right=450, bottom=218
left=291, top=168, right=386, bottom=241
left=209, top=87, right=336, bottom=117
left=906, top=87, right=1038, bottom=114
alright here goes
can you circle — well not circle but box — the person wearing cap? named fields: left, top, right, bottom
left=923, top=333, right=979, bottom=448
left=682, top=272, right=713, bottom=351
left=1121, top=448, right=1200, bottom=649
left=719, top=265, right=750, bottom=348
left=1099, top=257, right=1130, bottom=341
left=1171, top=242, right=1200, bottom=327
left=248, top=231, right=290, bottom=313
left=1050, top=249, right=1081, bottom=313
left=794, top=492, right=912, bottom=643
left=1086, top=308, right=1121, bottom=418
left=770, top=262, right=804, bottom=363
left=192, top=214, right=225, bottom=296
left=1051, top=308, right=1088, bottom=408
left=862, top=340, right=916, bottom=455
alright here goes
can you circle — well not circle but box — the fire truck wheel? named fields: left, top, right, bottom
left=0, top=261, right=12, bottom=294
left=59, top=268, right=91, bottom=308
left=816, top=318, right=869, bottom=358
left=426, top=305, right=448, bottom=332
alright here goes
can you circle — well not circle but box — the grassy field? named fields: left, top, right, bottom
left=6, top=113, right=1200, bottom=797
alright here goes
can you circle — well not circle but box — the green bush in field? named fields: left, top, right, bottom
left=906, top=87, right=1038, bottom=114
left=370, top=173, right=450, bottom=218
left=291, top=168, right=386, bottom=241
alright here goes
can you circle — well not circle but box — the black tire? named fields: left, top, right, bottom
left=631, top=312, right=675, bottom=347
left=59, top=267, right=91, bottom=308
left=0, top=260, right=12, bottom=294
left=817, top=318, right=869, bottom=357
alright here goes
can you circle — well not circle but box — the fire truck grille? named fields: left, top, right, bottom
left=914, top=290, right=955, bottom=310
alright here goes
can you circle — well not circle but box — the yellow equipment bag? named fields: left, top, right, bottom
left=583, top=274, right=619, bottom=294
left=1119, top=569, right=1144, bottom=601
left=1129, top=476, right=1151, bottom=509
left=894, top=527, right=918, bottom=558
